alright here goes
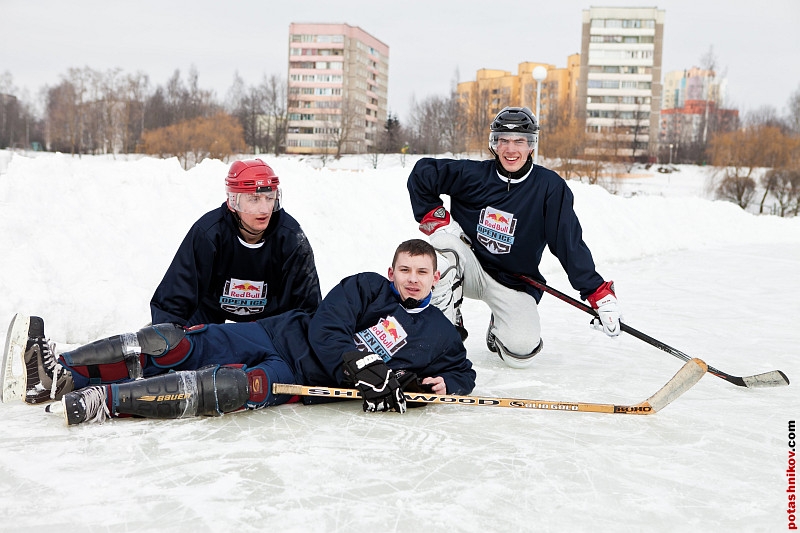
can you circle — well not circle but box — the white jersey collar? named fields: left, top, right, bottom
left=237, top=236, right=265, bottom=249
left=495, top=164, right=534, bottom=185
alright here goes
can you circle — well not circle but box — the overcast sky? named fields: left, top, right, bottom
left=2, top=0, right=798, bottom=121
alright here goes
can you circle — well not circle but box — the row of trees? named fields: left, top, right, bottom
left=708, top=122, right=800, bottom=216
left=0, top=67, right=285, bottom=166
left=2, top=67, right=800, bottom=215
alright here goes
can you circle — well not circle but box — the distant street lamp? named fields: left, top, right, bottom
left=532, top=66, right=548, bottom=164
left=669, top=143, right=674, bottom=165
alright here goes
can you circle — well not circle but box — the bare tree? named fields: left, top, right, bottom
left=46, top=68, right=93, bottom=154
left=0, top=72, right=23, bottom=148
left=547, top=104, right=588, bottom=181
left=406, top=93, right=464, bottom=155
left=324, top=96, right=361, bottom=158
left=718, top=174, right=757, bottom=209
left=120, top=72, right=150, bottom=153
left=709, top=125, right=793, bottom=210
left=146, top=67, right=219, bottom=131
left=263, top=74, right=288, bottom=156
left=760, top=168, right=800, bottom=216
left=787, top=84, right=800, bottom=135
left=464, top=87, right=492, bottom=154
left=229, top=73, right=267, bottom=153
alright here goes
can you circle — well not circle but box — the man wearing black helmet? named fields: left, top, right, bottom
left=150, top=158, right=322, bottom=327
left=407, top=106, right=620, bottom=369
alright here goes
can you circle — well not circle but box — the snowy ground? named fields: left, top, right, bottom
left=0, top=151, right=798, bottom=532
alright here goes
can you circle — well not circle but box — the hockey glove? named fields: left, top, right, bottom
left=587, top=281, right=621, bottom=337
left=342, top=351, right=407, bottom=414
left=418, top=207, right=472, bottom=245
left=395, top=369, right=434, bottom=408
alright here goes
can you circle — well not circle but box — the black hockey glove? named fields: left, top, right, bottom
left=342, top=350, right=407, bottom=414
left=395, top=370, right=434, bottom=408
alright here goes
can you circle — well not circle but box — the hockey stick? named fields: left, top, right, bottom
left=273, top=357, right=707, bottom=415
left=518, top=275, right=790, bottom=388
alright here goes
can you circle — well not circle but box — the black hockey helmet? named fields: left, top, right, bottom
left=488, top=107, right=539, bottom=155
left=490, top=106, right=539, bottom=135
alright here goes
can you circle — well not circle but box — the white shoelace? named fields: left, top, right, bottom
left=49, top=362, right=62, bottom=400
left=80, top=387, right=111, bottom=424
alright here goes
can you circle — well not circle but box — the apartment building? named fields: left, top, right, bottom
left=576, top=6, right=665, bottom=159
left=286, top=23, right=389, bottom=155
left=456, top=55, right=580, bottom=152
left=660, top=67, right=738, bottom=161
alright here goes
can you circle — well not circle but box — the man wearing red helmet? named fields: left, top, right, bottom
left=407, top=107, right=620, bottom=370
left=150, top=158, right=321, bottom=327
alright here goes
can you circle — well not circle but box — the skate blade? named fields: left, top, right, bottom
left=45, top=401, right=64, bottom=415
left=1, top=314, right=30, bottom=403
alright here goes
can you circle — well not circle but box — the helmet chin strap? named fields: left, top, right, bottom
left=232, top=212, right=265, bottom=240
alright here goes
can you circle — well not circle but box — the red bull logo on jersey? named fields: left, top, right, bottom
left=220, top=278, right=268, bottom=315
left=476, top=206, right=517, bottom=254
left=353, top=315, right=408, bottom=361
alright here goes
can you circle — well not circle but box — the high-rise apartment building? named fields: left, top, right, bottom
left=287, top=23, right=389, bottom=155
left=577, top=7, right=665, bottom=159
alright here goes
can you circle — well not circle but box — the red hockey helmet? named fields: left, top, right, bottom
left=225, top=159, right=282, bottom=213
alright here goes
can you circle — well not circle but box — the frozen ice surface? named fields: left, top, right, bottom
left=0, top=152, right=798, bottom=532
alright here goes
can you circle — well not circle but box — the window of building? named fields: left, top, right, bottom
left=591, top=18, right=655, bottom=30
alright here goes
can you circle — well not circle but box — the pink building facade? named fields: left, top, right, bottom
left=287, top=23, right=389, bottom=155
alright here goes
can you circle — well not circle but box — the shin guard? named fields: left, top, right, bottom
left=60, top=323, right=188, bottom=382
left=111, top=365, right=249, bottom=419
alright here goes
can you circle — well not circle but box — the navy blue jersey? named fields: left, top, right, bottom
left=408, top=158, right=604, bottom=300
left=258, top=272, right=475, bottom=396
left=150, top=203, right=321, bottom=325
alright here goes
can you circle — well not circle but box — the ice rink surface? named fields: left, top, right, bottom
left=0, top=153, right=798, bottom=532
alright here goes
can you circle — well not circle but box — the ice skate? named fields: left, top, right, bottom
left=22, top=317, right=74, bottom=404
left=1, top=314, right=31, bottom=403
left=486, top=314, right=498, bottom=353
left=60, top=386, right=110, bottom=425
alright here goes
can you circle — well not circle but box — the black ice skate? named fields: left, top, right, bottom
left=24, top=317, right=74, bottom=404
left=60, top=386, right=110, bottom=425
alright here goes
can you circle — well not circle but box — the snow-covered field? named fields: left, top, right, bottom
left=0, top=151, right=798, bottom=532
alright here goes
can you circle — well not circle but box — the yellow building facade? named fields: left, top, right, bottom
left=456, top=55, right=580, bottom=153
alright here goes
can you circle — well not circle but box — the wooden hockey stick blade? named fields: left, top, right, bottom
left=273, top=358, right=706, bottom=416
left=638, top=357, right=707, bottom=413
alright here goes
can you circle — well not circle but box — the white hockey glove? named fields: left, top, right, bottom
left=587, top=281, right=621, bottom=337
left=418, top=207, right=471, bottom=245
